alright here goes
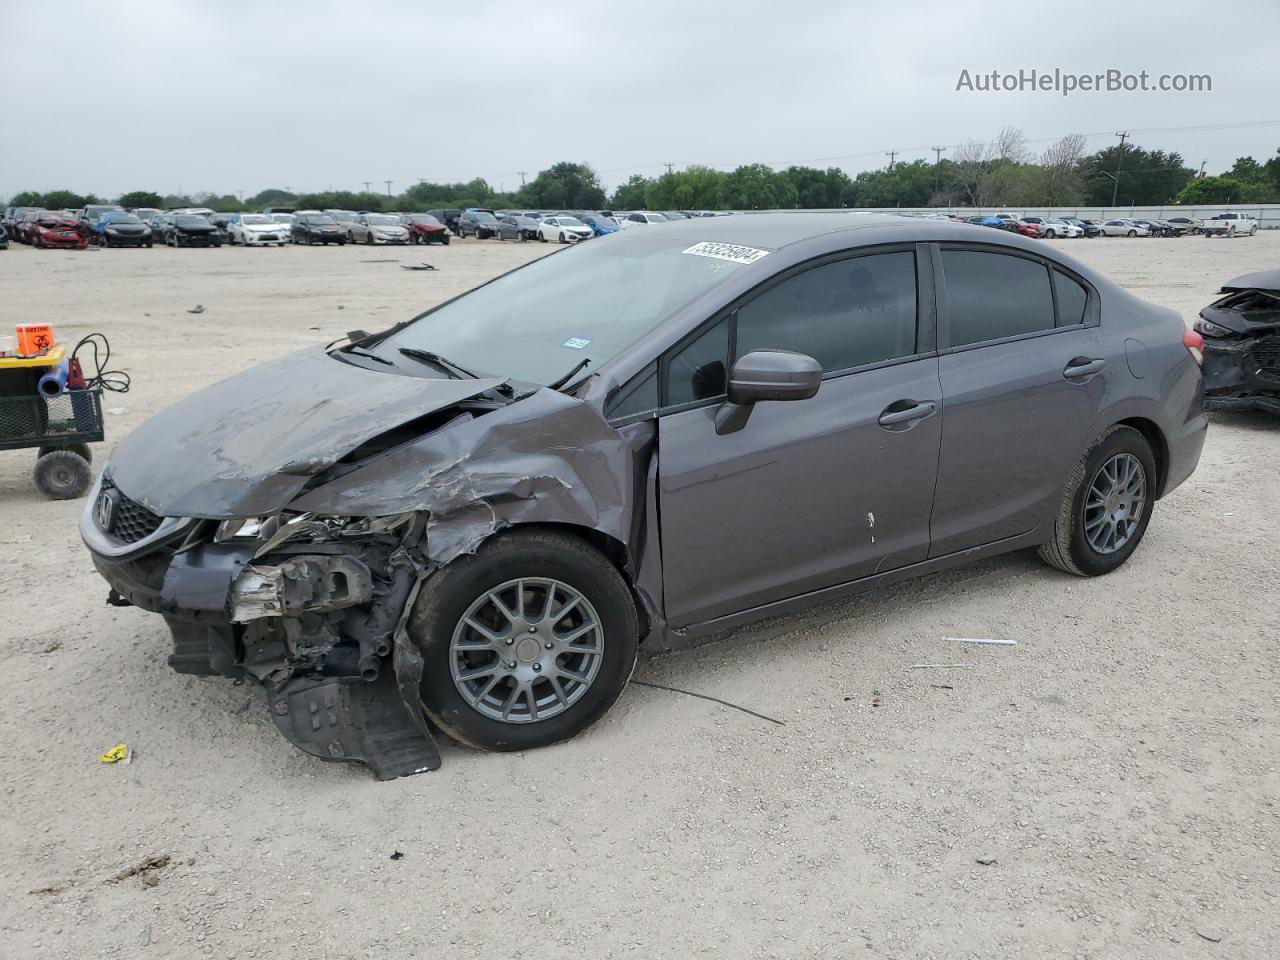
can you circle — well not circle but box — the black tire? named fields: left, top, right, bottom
left=559, top=232, right=566, bottom=243
left=38, top=442, right=91, bottom=463
left=1249, top=225, right=1258, bottom=236
left=412, top=529, right=640, bottom=752
left=1038, top=425, right=1156, bottom=577
left=441, top=235, right=450, bottom=245
left=33, top=450, right=92, bottom=500
left=1127, top=230, right=1136, bottom=237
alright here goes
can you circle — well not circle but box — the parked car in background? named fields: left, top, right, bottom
left=229, top=213, right=288, bottom=246
left=1101, top=218, right=1149, bottom=237
left=293, top=213, right=347, bottom=245
left=131, top=207, right=164, bottom=224
left=1134, top=219, right=1177, bottom=238
left=1013, top=219, right=1044, bottom=239
left=965, top=215, right=1008, bottom=230
left=347, top=213, right=410, bottom=245
left=80, top=213, right=1206, bottom=774
left=96, top=211, right=154, bottom=247
left=489, top=216, right=526, bottom=241
left=1062, top=217, right=1102, bottom=237
left=1165, top=217, right=1201, bottom=235
left=538, top=215, right=593, bottom=243
left=1201, top=212, right=1258, bottom=238
left=402, top=214, right=450, bottom=244
left=165, top=214, right=222, bottom=247
left=5, top=206, right=41, bottom=232
left=14, top=209, right=43, bottom=243
left=1040, top=218, right=1083, bottom=238
left=427, top=209, right=463, bottom=235
left=149, top=213, right=175, bottom=242
left=76, top=203, right=124, bottom=236
left=0, top=222, right=7, bottom=250
left=625, top=212, right=669, bottom=224
left=578, top=214, right=620, bottom=237
left=458, top=210, right=501, bottom=239
left=498, top=214, right=541, bottom=241
left=28, top=211, right=87, bottom=248
left=269, top=213, right=295, bottom=241
left=1195, top=269, right=1280, bottom=414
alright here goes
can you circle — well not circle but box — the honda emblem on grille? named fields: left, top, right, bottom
left=96, top=487, right=119, bottom=533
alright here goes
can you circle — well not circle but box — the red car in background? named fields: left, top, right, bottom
left=30, top=211, right=87, bottom=248
left=1013, top=219, right=1044, bottom=239
left=402, top=213, right=451, bottom=245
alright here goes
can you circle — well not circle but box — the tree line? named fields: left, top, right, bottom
left=8, top=132, right=1280, bottom=214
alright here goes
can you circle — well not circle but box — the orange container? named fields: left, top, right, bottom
left=16, top=323, right=55, bottom=356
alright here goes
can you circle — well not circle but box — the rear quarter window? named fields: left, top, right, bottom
left=941, top=250, right=1055, bottom=347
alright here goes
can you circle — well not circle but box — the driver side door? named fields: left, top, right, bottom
left=656, top=245, right=943, bottom=628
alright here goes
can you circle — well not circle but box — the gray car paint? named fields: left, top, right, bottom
left=82, top=213, right=1207, bottom=776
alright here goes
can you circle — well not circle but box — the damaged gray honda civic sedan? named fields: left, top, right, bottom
left=82, top=214, right=1207, bottom=778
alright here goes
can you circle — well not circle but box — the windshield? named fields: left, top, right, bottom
left=329, top=211, right=358, bottom=222
left=474, top=213, right=498, bottom=223
left=409, top=215, right=440, bottom=225
left=271, top=214, right=294, bottom=223
left=241, top=214, right=270, bottom=224
left=308, top=215, right=336, bottom=225
left=107, top=214, right=142, bottom=225
left=378, top=232, right=755, bottom=385
left=366, top=215, right=399, bottom=225
left=176, top=216, right=209, bottom=227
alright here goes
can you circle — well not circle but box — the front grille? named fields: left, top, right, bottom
left=100, top=475, right=165, bottom=544
left=1254, top=336, right=1280, bottom=382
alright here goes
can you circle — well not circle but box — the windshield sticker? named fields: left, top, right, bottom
left=682, top=241, right=770, bottom=265
left=562, top=337, right=591, bottom=350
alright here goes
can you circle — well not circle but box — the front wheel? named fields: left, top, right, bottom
left=1127, top=230, right=1136, bottom=237
left=1038, top=425, right=1156, bottom=577
left=412, top=530, right=640, bottom=752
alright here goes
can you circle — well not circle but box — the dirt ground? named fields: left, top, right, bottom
left=1, top=229, right=1277, bottom=959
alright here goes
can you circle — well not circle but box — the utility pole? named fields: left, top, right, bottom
left=931, top=146, right=946, bottom=195
left=885, top=150, right=898, bottom=170
left=664, top=162, right=675, bottom=175
left=384, top=180, right=393, bottom=197
left=1110, top=131, right=1129, bottom=207
left=362, top=181, right=372, bottom=193
left=517, top=171, right=528, bottom=186
left=1197, top=160, right=1207, bottom=178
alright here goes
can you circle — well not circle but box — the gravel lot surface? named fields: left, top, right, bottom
left=1, top=230, right=1277, bottom=959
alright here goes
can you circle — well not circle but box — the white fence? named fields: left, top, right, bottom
left=759, top=204, right=1280, bottom=229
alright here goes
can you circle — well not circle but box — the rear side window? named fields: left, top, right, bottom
left=1053, top=270, right=1088, bottom=327
left=941, top=250, right=1054, bottom=347
left=735, top=251, right=918, bottom=372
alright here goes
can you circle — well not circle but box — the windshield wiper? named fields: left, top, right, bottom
left=548, top=358, right=592, bottom=392
left=398, top=347, right=479, bottom=379
left=335, top=343, right=392, bottom=365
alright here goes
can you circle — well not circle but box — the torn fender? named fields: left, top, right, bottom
left=292, top=389, right=636, bottom=564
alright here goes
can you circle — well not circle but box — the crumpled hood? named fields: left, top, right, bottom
left=108, top=345, right=504, bottom=518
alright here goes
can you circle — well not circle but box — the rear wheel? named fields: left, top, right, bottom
left=412, top=530, right=640, bottom=752
left=1127, top=229, right=1136, bottom=237
left=33, top=450, right=92, bottom=500
left=1038, top=425, right=1156, bottom=577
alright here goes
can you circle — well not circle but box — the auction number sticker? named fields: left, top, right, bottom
left=562, top=337, right=591, bottom=350
left=682, top=241, right=770, bottom=265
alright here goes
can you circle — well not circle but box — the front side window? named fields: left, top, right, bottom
left=666, top=318, right=729, bottom=405
left=941, top=249, right=1054, bottom=347
left=735, top=251, right=918, bottom=372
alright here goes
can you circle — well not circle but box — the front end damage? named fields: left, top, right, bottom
left=80, top=346, right=661, bottom=778
left=1197, top=270, right=1280, bottom=415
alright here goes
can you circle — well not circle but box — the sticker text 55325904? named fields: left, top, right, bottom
left=682, top=241, right=770, bottom=265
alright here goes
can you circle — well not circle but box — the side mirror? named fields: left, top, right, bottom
left=715, top=349, right=822, bottom=435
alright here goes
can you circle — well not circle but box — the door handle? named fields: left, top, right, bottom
left=1063, top=357, right=1106, bottom=380
left=878, top=400, right=937, bottom=427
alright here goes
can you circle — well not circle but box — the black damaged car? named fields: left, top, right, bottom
left=293, top=213, right=347, bottom=245
left=166, top=214, right=222, bottom=248
left=1195, top=269, right=1280, bottom=415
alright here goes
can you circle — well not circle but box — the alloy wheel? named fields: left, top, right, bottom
left=449, top=577, right=605, bottom=724
left=1083, top=453, right=1146, bottom=554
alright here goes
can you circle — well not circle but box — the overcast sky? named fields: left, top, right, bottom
left=5, top=0, right=1278, bottom=200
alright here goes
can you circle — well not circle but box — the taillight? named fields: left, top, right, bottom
left=1183, top=328, right=1204, bottom=366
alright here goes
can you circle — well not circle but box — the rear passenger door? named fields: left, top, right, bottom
left=654, top=245, right=943, bottom=627
left=929, top=244, right=1108, bottom=557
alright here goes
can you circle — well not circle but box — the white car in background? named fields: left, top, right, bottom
left=269, top=213, right=295, bottom=241
left=1101, top=218, right=1150, bottom=237
left=229, top=213, right=288, bottom=246
left=624, top=212, right=669, bottom=224
left=1040, top=218, right=1083, bottom=238
left=538, top=216, right=593, bottom=243
left=347, top=213, right=411, bottom=245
